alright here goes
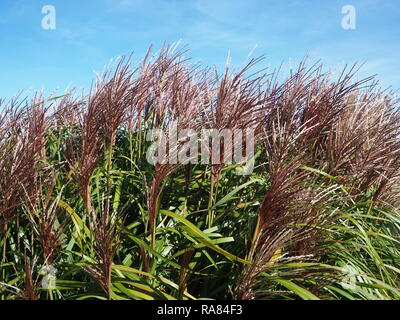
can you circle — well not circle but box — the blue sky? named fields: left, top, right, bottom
left=0, top=0, right=399, bottom=99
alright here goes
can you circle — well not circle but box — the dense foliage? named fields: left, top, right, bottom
left=1, top=45, right=400, bottom=300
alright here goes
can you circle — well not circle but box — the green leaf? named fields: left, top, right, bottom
left=273, top=279, right=320, bottom=300
left=213, top=179, right=262, bottom=208
left=160, top=209, right=250, bottom=265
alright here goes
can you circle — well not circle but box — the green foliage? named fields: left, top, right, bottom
left=1, top=46, right=400, bottom=300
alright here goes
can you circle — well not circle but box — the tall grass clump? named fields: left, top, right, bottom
left=1, top=44, right=400, bottom=300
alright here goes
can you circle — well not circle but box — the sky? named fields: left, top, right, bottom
left=0, top=0, right=399, bottom=99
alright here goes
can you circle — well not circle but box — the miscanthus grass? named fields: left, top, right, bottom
left=1, top=44, right=399, bottom=300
